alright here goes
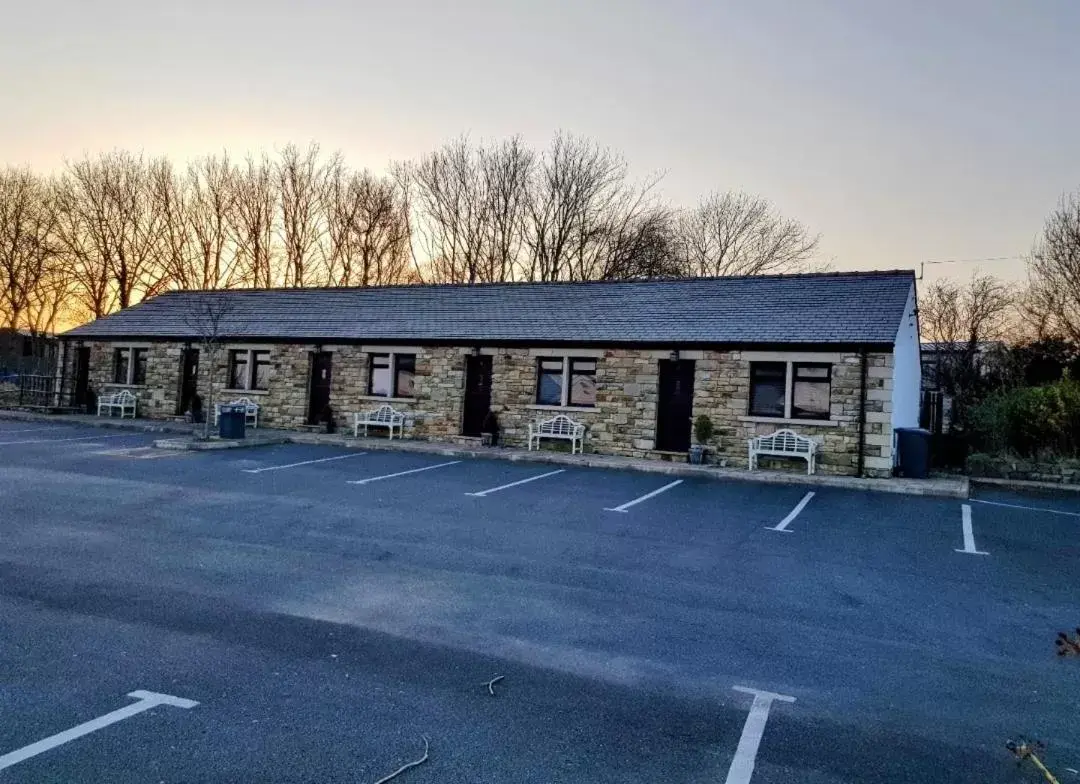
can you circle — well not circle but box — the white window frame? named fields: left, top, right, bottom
left=535, top=356, right=597, bottom=409
left=227, top=348, right=271, bottom=392
left=110, top=344, right=150, bottom=386
left=748, top=360, right=832, bottom=421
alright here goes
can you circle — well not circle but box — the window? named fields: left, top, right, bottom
left=229, top=351, right=248, bottom=390
left=252, top=351, right=271, bottom=391
left=569, top=359, right=597, bottom=406
left=535, top=357, right=598, bottom=408
left=112, top=346, right=148, bottom=385
left=792, top=363, right=831, bottom=420
left=131, top=348, right=148, bottom=386
left=536, top=359, right=564, bottom=405
left=748, top=361, right=833, bottom=420
left=368, top=353, right=416, bottom=398
left=113, top=349, right=130, bottom=385
left=749, top=362, right=786, bottom=417
left=228, top=349, right=272, bottom=391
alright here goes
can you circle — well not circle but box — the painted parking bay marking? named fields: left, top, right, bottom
left=0, top=434, right=134, bottom=446
left=465, top=469, right=565, bottom=497
left=0, top=690, right=198, bottom=772
left=725, top=686, right=796, bottom=784
left=348, top=460, right=462, bottom=485
left=243, top=452, right=368, bottom=473
left=970, top=497, right=1080, bottom=518
left=766, top=491, right=815, bottom=533
left=956, top=504, right=989, bottom=555
left=604, top=479, right=683, bottom=513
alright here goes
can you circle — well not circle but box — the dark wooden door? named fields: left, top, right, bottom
left=177, top=348, right=199, bottom=415
left=656, top=359, right=696, bottom=452
left=308, top=352, right=333, bottom=424
left=462, top=355, right=493, bottom=436
left=73, top=346, right=91, bottom=409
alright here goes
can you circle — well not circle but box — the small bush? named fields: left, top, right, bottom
left=969, top=379, right=1080, bottom=458
left=694, top=415, right=714, bottom=445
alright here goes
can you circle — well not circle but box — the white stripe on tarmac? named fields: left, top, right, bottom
left=725, top=686, right=796, bottom=784
left=0, top=427, right=70, bottom=434
left=347, top=460, right=461, bottom=485
left=0, top=690, right=198, bottom=772
left=766, top=491, right=815, bottom=533
left=465, top=469, right=565, bottom=497
left=604, top=479, right=683, bottom=513
left=956, top=504, right=989, bottom=555
left=0, top=434, right=134, bottom=446
left=243, top=452, right=368, bottom=473
left=969, top=498, right=1080, bottom=518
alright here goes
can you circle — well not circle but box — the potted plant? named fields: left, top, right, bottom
left=481, top=409, right=499, bottom=446
left=689, top=414, right=714, bottom=465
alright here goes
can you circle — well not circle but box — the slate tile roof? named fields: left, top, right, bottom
left=63, top=270, right=915, bottom=346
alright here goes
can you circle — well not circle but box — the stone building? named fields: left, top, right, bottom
left=58, top=271, right=921, bottom=477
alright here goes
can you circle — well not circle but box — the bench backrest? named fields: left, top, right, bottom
left=112, top=390, right=136, bottom=404
left=228, top=397, right=258, bottom=411
left=537, top=415, right=583, bottom=436
left=752, top=429, right=812, bottom=451
left=364, top=404, right=402, bottom=422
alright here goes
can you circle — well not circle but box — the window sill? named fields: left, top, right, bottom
left=358, top=395, right=416, bottom=403
left=102, top=383, right=147, bottom=389
left=527, top=404, right=598, bottom=412
left=739, top=415, right=839, bottom=428
left=222, top=389, right=270, bottom=397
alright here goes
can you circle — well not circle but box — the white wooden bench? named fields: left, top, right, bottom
left=353, top=404, right=406, bottom=439
left=214, top=397, right=260, bottom=428
left=97, top=389, right=137, bottom=418
left=748, top=429, right=817, bottom=475
left=528, top=414, right=586, bottom=454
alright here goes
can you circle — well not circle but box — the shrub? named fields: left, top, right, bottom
left=969, top=379, right=1080, bottom=458
left=694, top=415, right=714, bottom=445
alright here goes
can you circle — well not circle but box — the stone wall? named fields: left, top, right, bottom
left=64, top=339, right=895, bottom=477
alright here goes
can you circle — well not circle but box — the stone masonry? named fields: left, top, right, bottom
left=63, top=340, right=895, bottom=477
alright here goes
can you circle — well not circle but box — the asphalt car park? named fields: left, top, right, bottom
left=0, top=419, right=1078, bottom=782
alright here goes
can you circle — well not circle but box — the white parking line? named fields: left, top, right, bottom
left=725, top=686, right=796, bottom=784
left=347, top=460, right=461, bottom=485
left=243, top=452, right=368, bottom=473
left=0, top=690, right=198, bottom=771
left=465, top=469, right=565, bottom=497
left=604, top=479, right=683, bottom=513
left=0, top=434, right=134, bottom=446
left=956, top=504, right=989, bottom=555
left=766, top=491, right=815, bottom=533
left=0, top=427, right=69, bottom=434
left=969, top=498, right=1080, bottom=518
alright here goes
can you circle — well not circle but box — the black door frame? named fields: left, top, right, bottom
left=461, top=354, right=493, bottom=436
left=655, top=358, right=696, bottom=452
left=307, top=351, right=334, bottom=425
left=73, top=346, right=91, bottom=409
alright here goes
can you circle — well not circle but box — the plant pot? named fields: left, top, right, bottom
left=481, top=432, right=494, bottom=447
left=688, top=444, right=705, bottom=465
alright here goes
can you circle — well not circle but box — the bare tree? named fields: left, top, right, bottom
left=186, top=153, right=239, bottom=289
left=149, top=158, right=194, bottom=290
left=60, top=151, right=171, bottom=311
left=230, top=154, right=278, bottom=288
left=0, top=167, right=60, bottom=330
left=277, top=142, right=327, bottom=287
left=323, top=165, right=410, bottom=287
left=182, top=294, right=234, bottom=438
left=478, top=137, right=534, bottom=282
left=674, top=191, right=819, bottom=277
left=921, top=273, right=1012, bottom=427
left=1024, top=189, right=1080, bottom=342
left=524, top=133, right=633, bottom=282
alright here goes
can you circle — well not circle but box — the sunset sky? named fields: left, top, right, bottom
left=3, top=0, right=1077, bottom=284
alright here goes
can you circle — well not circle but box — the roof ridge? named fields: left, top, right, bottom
left=151, top=269, right=915, bottom=297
